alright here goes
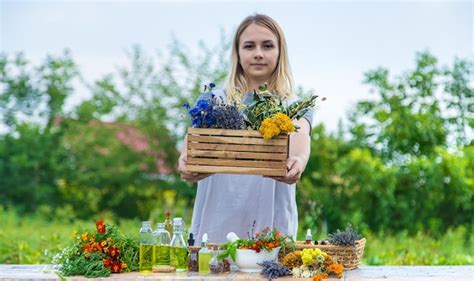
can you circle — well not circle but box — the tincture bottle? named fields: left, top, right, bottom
left=153, top=222, right=171, bottom=266
left=305, top=229, right=313, bottom=245
left=198, top=233, right=212, bottom=274
left=169, top=217, right=188, bottom=272
left=139, top=221, right=153, bottom=272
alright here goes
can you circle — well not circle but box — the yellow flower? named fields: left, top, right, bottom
left=81, top=232, right=88, bottom=241
left=273, top=113, right=295, bottom=133
left=259, top=113, right=295, bottom=139
left=259, top=118, right=281, bottom=140
left=72, top=230, right=78, bottom=238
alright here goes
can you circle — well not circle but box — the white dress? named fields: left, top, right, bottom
left=188, top=89, right=314, bottom=243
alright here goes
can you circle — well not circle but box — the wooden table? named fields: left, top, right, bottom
left=0, top=265, right=472, bottom=280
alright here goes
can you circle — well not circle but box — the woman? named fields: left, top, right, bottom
left=178, top=14, right=313, bottom=243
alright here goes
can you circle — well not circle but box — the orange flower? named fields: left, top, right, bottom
left=121, top=263, right=128, bottom=269
left=323, top=256, right=334, bottom=268
left=329, top=262, right=344, bottom=278
left=96, top=219, right=106, bottom=235
left=81, top=232, right=88, bottom=241
left=111, top=261, right=122, bottom=273
left=101, top=241, right=107, bottom=247
left=83, top=242, right=96, bottom=253
left=313, top=272, right=329, bottom=281
left=91, top=242, right=103, bottom=253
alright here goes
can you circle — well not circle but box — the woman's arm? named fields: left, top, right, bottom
left=269, top=118, right=311, bottom=184
left=177, top=135, right=213, bottom=183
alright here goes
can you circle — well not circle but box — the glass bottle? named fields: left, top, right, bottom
left=219, top=244, right=231, bottom=273
left=153, top=223, right=171, bottom=266
left=305, top=229, right=313, bottom=245
left=209, top=244, right=223, bottom=274
left=198, top=233, right=212, bottom=274
left=169, top=217, right=188, bottom=272
left=187, top=246, right=200, bottom=272
left=139, top=221, right=153, bottom=273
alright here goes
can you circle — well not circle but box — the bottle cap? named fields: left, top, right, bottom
left=156, top=222, right=165, bottom=229
left=188, top=232, right=195, bottom=246
left=201, top=233, right=208, bottom=247
left=173, top=217, right=182, bottom=225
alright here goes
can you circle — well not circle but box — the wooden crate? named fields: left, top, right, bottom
left=186, top=128, right=289, bottom=177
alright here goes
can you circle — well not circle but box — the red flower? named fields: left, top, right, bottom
left=109, top=246, right=120, bottom=259
left=96, top=219, right=106, bottom=235
left=103, top=258, right=113, bottom=269
left=111, top=261, right=122, bottom=273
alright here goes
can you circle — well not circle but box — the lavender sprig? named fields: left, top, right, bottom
left=258, top=261, right=290, bottom=280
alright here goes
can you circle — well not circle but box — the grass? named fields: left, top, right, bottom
left=0, top=206, right=472, bottom=265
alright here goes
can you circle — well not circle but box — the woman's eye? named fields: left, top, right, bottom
left=243, top=45, right=253, bottom=49
left=264, top=44, right=274, bottom=49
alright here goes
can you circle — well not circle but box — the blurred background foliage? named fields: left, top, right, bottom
left=0, top=35, right=472, bottom=265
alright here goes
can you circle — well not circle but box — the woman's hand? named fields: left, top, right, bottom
left=177, top=152, right=213, bottom=183
left=268, top=156, right=305, bottom=184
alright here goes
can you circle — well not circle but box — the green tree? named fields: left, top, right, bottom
left=299, top=51, right=473, bottom=235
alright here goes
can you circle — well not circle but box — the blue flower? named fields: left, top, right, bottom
left=196, top=99, right=210, bottom=111
left=192, top=118, right=202, bottom=127
left=189, top=107, right=200, bottom=117
left=209, top=82, right=216, bottom=89
left=183, top=102, right=190, bottom=109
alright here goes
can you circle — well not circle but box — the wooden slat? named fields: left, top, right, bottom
left=188, top=142, right=287, bottom=153
left=188, top=135, right=287, bottom=146
left=187, top=157, right=286, bottom=168
left=188, top=128, right=287, bottom=139
left=186, top=128, right=289, bottom=176
left=188, top=149, right=287, bottom=160
left=187, top=165, right=287, bottom=177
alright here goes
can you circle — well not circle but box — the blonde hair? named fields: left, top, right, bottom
left=226, top=14, right=294, bottom=102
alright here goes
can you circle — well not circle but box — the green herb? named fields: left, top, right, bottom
left=243, top=84, right=319, bottom=130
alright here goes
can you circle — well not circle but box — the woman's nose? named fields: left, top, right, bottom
left=253, top=47, right=263, bottom=59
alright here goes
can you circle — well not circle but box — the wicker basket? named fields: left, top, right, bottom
left=186, top=128, right=289, bottom=177
left=295, top=238, right=366, bottom=270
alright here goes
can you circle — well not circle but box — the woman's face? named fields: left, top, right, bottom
left=238, top=23, right=279, bottom=84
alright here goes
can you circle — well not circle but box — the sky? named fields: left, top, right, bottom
left=1, top=0, right=472, bottom=132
